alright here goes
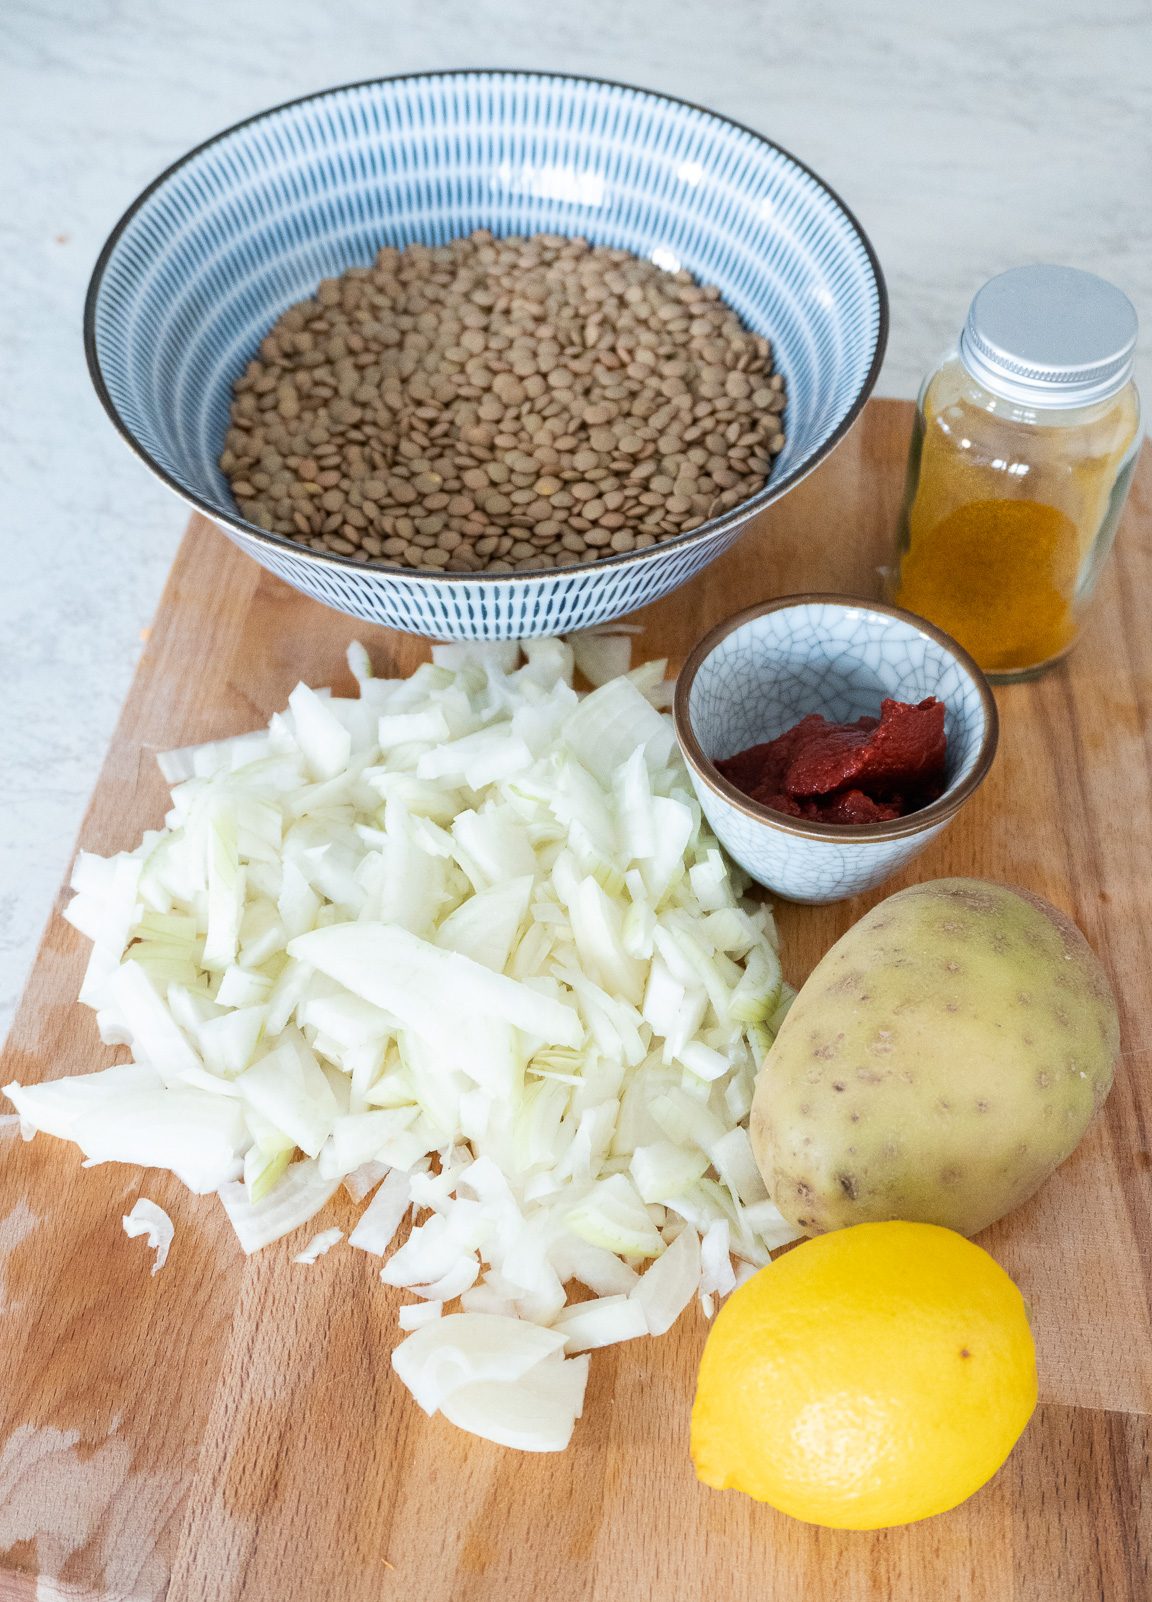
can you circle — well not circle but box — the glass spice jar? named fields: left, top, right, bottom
left=890, top=266, right=1140, bottom=680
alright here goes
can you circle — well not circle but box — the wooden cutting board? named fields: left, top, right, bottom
left=2, top=398, right=1150, bottom=1602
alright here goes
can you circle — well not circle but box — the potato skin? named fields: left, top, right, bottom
left=751, top=878, right=1119, bottom=1237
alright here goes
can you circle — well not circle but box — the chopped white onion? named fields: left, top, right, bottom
left=291, top=923, right=583, bottom=1049
left=700, top=1219, right=737, bottom=1300
left=348, top=1167, right=418, bottom=1255
left=342, top=1159, right=389, bottom=1204
left=733, top=1258, right=760, bottom=1290
left=571, top=631, right=634, bottom=688
left=4, top=1067, right=245, bottom=1194
left=293, top=1226, right=343, bottom=1265
left=551, top=1293, right=650, bottom=1353
left=439, top=1351, right=590, bottom=1453
left=392, top=1312, right=568, bottom=1415
left=398, top=1300, right=444, bottom=1331
left=122, top=1198, right=174, bottom=1275
left=219, top=1160, right=339, bottom=1254
left=4, top=637, right=802, bottom=1453
left=630, top=1225, right=701, bottom=1336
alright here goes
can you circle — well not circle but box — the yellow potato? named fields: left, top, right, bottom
left=751, top=878, right=1118, bottom=1236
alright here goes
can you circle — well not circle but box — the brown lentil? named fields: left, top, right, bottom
left=222, top=230, right=785, bottom=572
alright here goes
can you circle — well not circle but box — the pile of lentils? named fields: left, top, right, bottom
left=221, top=230, right=786, bottom=573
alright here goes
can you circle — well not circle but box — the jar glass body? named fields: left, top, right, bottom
left=890, top=352, right=1141, bottom=680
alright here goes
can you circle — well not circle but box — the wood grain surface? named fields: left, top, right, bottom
left=2, top=399, right=1150, bottom=1601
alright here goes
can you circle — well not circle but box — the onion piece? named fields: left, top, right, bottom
left=567, top=1174, right=663, bottom=1259
left=293, top=1227, right=343, bottom=1265
left=290, top=923, right=582, bottom=1049
left=630, top=1226, right=701, bottom=1336
left=4, top=1064, right=156, bottom=1141
left=571, top=631, right=633, bottom=688
left=235, top=1030, right=339, bottom=1160
left=709, top=1127, right=770, bottom=1207
left=288, top=683, right=352, bottom=781
left=105, top=962, right=202, bottom=1084
left=630, top=1141, right=710, bottom=1205
left=219, top=1160, right=339, bottom=1254
left=343, top=1159, right=389, bottom=1205
left=391, top=1312, right=567, bottom=1416
left=348, top=1167, right=418, bottom=1255
left=439, top=1351, right=590, bottom=1452
left=700, top=1219, right=737, bottom=1299
left=398, top=1300, right=443, bottom=1331
left=551, top=1294, right=649, bottom=1353
left=563, top=677, right=675, bottom=783
left=122, top=1199, right=174, bottom=1275
left=245, top=1141, right=292, bottom=1205
left=6, top=1067, right=245, bottom=1195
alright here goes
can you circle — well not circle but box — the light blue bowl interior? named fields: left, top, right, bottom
left=89, top=72, right=884, bottom=536
left=688, top=603, right=990, bottom=791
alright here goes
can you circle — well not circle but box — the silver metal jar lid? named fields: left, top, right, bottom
left=959, top=265, right=1138, bottom=408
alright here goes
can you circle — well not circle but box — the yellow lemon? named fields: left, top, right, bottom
left=691, top=1221, right=1036, bottom=1529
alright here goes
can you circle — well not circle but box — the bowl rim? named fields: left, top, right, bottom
left=672, top=593, right=999, bottom=843
left=83, top=67, right=888, bottom=587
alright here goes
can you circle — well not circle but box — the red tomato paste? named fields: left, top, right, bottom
left=715, top=698, right=948, bottom=825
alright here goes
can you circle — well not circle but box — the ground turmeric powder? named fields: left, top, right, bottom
left=895, top=497, right=1081, bottom=674
left=890, top=354, right=1139, bottom=679
left=889, top=268, right=1141, bottom=680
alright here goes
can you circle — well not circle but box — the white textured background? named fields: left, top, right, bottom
left=2, top=0, right=1151, bottom=1038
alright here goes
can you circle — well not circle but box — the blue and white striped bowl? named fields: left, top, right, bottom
left=85, top=72, right=887, bottom=640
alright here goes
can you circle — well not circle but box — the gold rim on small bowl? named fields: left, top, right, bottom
left=672, top=593, right=999, bottom=844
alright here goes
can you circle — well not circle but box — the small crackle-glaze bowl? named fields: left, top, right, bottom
left=674, top=595, right=998, bottom=904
